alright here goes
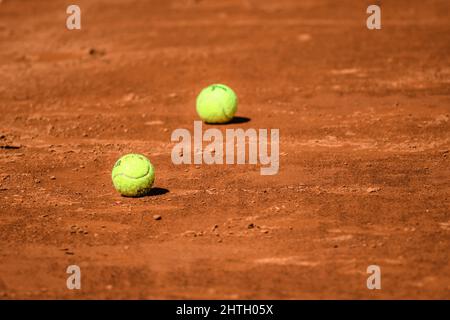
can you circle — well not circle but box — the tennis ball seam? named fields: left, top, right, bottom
left=211, top=84, right=228, bottom=92
left=112, top=166, right=150, bottom=180
left=112, top=173, right=154, bottom=186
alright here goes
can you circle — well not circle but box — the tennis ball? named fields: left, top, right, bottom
left=111, top=153, right=155, bottom=197
left=196, top=84, right=238, bottom=123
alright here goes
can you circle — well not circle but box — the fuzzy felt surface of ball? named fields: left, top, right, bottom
left=112, top=153, right=155, bottom=197
left=196, top=84, right=238, bottom=123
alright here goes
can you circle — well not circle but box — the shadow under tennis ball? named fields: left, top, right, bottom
left=205, top=116, right=251, bottom=125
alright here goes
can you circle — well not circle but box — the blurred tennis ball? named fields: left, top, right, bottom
left=196, top=84, right=238, bottom=123
left=111, top=153, right=155, bottom=197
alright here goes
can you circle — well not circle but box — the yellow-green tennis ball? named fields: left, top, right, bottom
left=111, top=153, right=155, bottom=197
left=196, top=84, right=238, bottom=123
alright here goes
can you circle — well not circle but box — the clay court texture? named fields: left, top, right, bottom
left=0, top=0, right=449, bottom=299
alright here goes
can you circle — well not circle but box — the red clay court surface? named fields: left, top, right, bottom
left=0, top=0, right=449, bottom=299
